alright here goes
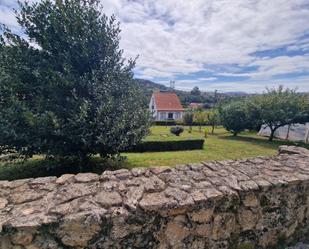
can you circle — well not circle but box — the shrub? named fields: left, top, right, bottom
left=154, top=120, right=177, bottom=126
left=206, top=109, right=220, bottom=134
left=183, top=112, right=194, bottom=125
left=194, top=110, right=208, bottom=132
left=170, top=126, right=184, bottom=136
left=126, top=139, right=205, bottom=152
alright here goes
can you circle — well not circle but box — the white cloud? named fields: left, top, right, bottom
left=99, top=0, right=309, bottom=82
left=249, top=55, right=309, bottom=78
left=169, top=76, right=309, bottom=93
left=197, top=77, right=217, bottom=81
left=218, top=55, right=309, bottom=79
left=2, top=0, right=309, bottom=91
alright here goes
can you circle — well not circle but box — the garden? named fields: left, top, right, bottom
left=1, top=125, right=308, bottom=181
left=123, top=125, right=309, bottom=167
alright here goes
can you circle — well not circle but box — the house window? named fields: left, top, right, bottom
left=160, top=112, right=165, bottom=120
left=168, top=113, right=174, bottom=119
left=175, top=112, right=180, bottom=120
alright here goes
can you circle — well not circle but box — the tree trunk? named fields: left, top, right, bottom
left=269, top=129, right=275, bottom=141
left=211, top=125, right=215, bottom=134
left=233, top=132, right=237, bottom=136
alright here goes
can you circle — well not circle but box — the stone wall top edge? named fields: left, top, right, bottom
left=0, top=145, right=308, bottom=185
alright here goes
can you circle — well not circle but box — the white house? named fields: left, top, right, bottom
left=149, top=92, right=184, bottom=121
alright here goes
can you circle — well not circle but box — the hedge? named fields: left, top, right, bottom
left=126, top=139, right=205, bottom=152
left=153, top=121, right=221, bottom=126
left=154, top=120, right=178, bottom=126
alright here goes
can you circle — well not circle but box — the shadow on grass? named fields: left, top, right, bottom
left=218, top=133, right=309, bottom=149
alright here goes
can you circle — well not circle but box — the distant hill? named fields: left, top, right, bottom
left=134, top=79, right=169, bottom=95
left=134, top=78, right=248, bottom=108
left=225, top=91, right=248, bottom=96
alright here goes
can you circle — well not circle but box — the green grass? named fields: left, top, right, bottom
left=0, top=125, right=308, bottom=180
left=122, top=126, right=309, bottom=168
left=143, top=126, right=204, bottom=141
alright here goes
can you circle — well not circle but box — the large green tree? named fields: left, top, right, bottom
left=0, top=0, right=151, bottom=165
left=219, top=101, right=249, bottom=136
left=252, top=86, right=309, bottom=141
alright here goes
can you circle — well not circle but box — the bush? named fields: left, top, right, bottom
left=183, top=112, right=194, bottom=126
left=154, top=120, right=177, bottom=126
left=206, top=109, right=220, bottom=134
left=170, top=126, right=184, bottom=136
left=194, top=110, right=208, bottom=132
left=126, top=139, right=205, bottom=152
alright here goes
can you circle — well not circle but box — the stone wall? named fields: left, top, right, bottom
left=0, top=146, right=309, bottom=249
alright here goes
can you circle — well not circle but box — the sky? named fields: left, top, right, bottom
left=1, top=0, right=309, bottom=93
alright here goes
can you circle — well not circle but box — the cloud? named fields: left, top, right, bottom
left=197, top=77, right=217, bottom=81
left=1, top=0, right=309, bottom=92
left=166, top=76, right=309, bottom=93
left=101, top=0, right=309, bottom=84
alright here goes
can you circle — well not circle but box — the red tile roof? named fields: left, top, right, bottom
left=189, top=103, right=204, bottom=109
left=153, top=92, right=184, bottom=111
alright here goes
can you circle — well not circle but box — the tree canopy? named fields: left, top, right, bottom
left=219, top=101, right=249, bottom=136
left=218, top=86, right=309, bottom=140
left=191, top=86, right=201, bottom=96
left=0, top=0, right=151, bottom=164
left=252, top=86, right=309, bottom=141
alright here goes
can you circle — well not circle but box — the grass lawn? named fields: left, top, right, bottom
left=0, top=125, right=308, bottom=180
left=122, top=125, right=309, bottom=168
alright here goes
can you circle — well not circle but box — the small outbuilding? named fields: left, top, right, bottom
left=149, top=92, right=184, bottom=121
left=189, top=103, right=204, bottom=109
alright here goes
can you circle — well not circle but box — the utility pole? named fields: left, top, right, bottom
left=214, top=89, right=218, bottom=104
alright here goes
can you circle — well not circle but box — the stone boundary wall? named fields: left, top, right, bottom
left=0, top=146, right=309, bottom=249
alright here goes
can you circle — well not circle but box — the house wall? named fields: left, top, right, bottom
left=149, top=95, right=157, bottom=119
left=156, top=111, right=183, bottom=121
left=1, top=146, right=309, bottom=249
